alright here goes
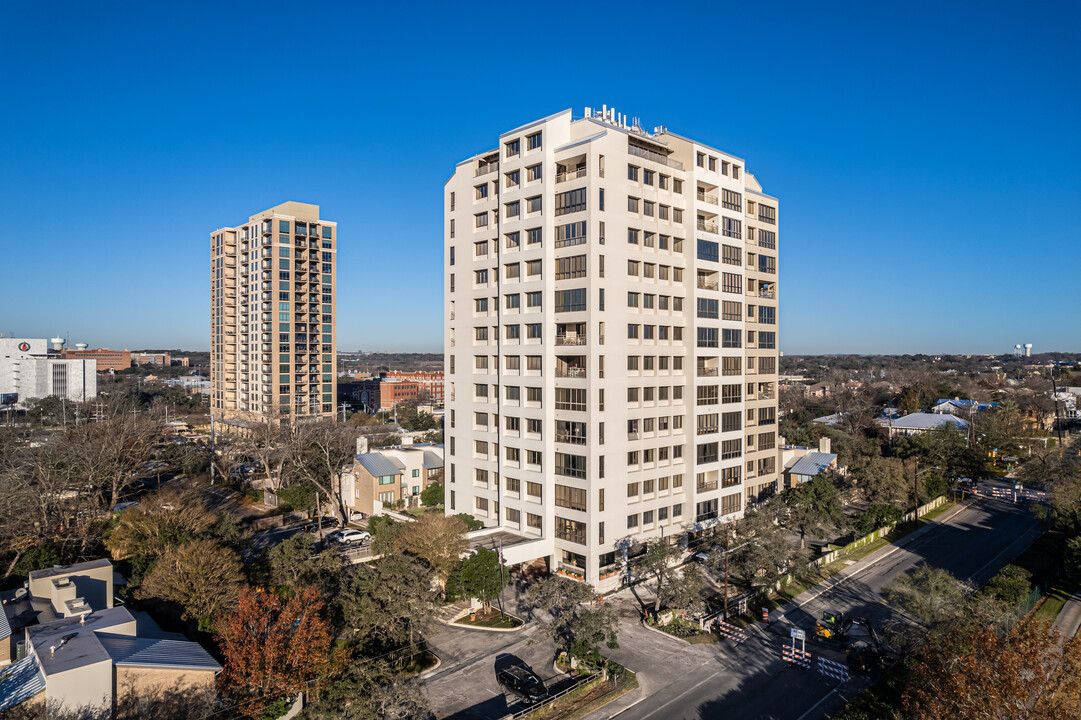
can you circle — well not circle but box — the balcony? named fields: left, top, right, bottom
left=697, top=219, right=718, bottom=234
left=696, top=425, right=718, bottom=436
left=759, top=287, right=776, bottom=299
left=555, top=334, right=586, bottom=346
left=696, top=190, right=718, bottom=205
left=555, top=432, right=587, bottom=446
left=556, top=563, right=586, bottom=581
left=474, top=162, right=497, bottom=177
left=628, top=143, right=684, bottom=170
left=556, top=167, right=587, bottom=183
left=697, top=479, right=719, bottom=492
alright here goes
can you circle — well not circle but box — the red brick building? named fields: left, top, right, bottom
left=60, top=348, right=131, bottom=372
left=381, top=371, right=444, bottom=403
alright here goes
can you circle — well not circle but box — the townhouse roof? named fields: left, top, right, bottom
left=0, top=654, right=46, bottom=712
left=890, top=413, right=970, bottom=430
left=27, top=607, right=136, bottom=676
left=28, top=559, right=112, bottom=583
left=354, top=453, right=404, bottom=477
left=96, top=634, right=221, bottom=671
left=422, top=450, right=443, bottom=470
left=788, top=453, right=838, bottom=477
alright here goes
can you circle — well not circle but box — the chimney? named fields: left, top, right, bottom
left=819, top=437, right=831, bottom=454
left=356, top=436, right=369, bottom=454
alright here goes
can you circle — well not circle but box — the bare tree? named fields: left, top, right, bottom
left=292, top=420, right=356, bottom=521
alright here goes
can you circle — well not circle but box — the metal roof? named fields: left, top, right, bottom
left=97, top=634, right=221, bottom=671
left=355, top=453, right=404, bottom=478
left=422, top=450, right=443, bottom=470
left=788, top=453, right=837, bottom=477
left=891, top=413, right=969, bottom=430
left=0, top=654, right=46, bottom=711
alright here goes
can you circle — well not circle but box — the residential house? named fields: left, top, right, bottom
left=343, top=439, right=444, bottom=516
left=778, top=437, right=839, bottom=490
left=881, top=412, right=969, bottom=439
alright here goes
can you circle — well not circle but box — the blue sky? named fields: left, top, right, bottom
left=1, top=0, right=1078, bottom=355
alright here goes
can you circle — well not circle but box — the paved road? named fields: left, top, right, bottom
left=580, top=492, right=1043, bottom=720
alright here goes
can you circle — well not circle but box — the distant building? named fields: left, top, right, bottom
left=134, top=352, right=173, bottom=366
left=804, top=381, right=832, bottom=399
left=210, top=202, right=338, bottom=426
left=60, top=347, right=132, bottom=372
left=0, top=559, right=219, bottom=714
left=356, top=371, right=445, bottom=412
left=0, top=338, right=97, bottom=405
left=931, top=398, right=998, bottom=416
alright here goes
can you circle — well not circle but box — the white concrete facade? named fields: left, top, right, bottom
left=444, top=109, right=779, bottom=589
left=0, top=338, right=97, bottom=404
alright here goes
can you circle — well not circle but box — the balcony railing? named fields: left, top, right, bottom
left=696, top=190, right=718, bottom=205
left=697, top=480, right=719, bottom=492
left=628, top=143, right=684, bottom=170
left=555, top=433, right=587, bottom=445
left=697, top=279, right=718, bottom=291
left=759, top=288, right=776, bottom=299
left=474, top=163, right=497, bottom=177
left=696, top=426, right=718, bottom=435
left=697, top=220, right=718, bottom=234
left=696, top=367, right=719, bottom=377
left=556, top=167, right=587, bottom=183
left=697, top=454, right=718, bottom=465
left=555, top=366, right=587, bottom=378
left=555, top=335, right=586, bottom=346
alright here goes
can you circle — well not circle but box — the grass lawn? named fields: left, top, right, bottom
left=454, top=607, right=523, bottom=628
left=398, top=649, right=440, bottom=676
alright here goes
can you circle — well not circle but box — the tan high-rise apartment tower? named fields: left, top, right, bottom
left=210, top=202, right=337, bottom=426
left=444, top=109, right=779, bottom=589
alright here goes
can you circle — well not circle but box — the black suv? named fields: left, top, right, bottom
left=496, top=666, right=548, bottom=705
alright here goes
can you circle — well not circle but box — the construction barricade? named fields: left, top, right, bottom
left=816, top=656, right=850, bottom=682
left=713, top=619, right=748, bottom=645
left=781, top=645, right=811, bottom=669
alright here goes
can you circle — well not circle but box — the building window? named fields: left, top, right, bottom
left=526, top=195, right=542, bottom=213
left=555, top=516, right=586, bottom=544
left=526, top=132, right=542, bottom=150
left=506, top=139, right=520, bottom=157
left=554, top=484, right=587, bottom=511
left=555, top=188, right=587, bottom=216
left=758, top=205, right=777, bottom=224
left=697, top=239, right=719, bottom=262
left=527, top=227, right=543, bottom=245
left=527, top=512, right=542, bottom=529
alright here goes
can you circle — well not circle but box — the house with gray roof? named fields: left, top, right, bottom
left=0, top=559, right=220, bottom=715
left=343, top=438, right=444, bottom=517
left=880, top=412, right=969, bottom=439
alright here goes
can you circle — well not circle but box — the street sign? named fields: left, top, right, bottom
left=738, top=598, right=748, bottom=616
left=790, top=627, right=806, bottom=641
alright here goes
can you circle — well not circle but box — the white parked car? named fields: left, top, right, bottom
left=334, top=529, right=371, bottom=546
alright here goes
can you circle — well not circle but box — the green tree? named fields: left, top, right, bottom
left=420, top=482, right=444, bottom=507
left=852, top=504, right=903, bottom=537
left=886, top=565, right=970, bottom=628
left=137, top=538, right=245, bottom=630
left=446, top=547, right=506, bottom=612
left=253, top=534, right=344, bottom=599
left=782, top=475, right=845, bottom=548
left=304, top=660, right=433, bottom=720
left=661, top=563, right=708, bottom=615
left=336, top=554, right=438, bottom=650
left=981, top=564, right=1032, bottom=606
left=454, top=513, right=483, bottom=531
left=527, top=575, right=617, bottom=665
left=640, top=540, right=678, bottom=613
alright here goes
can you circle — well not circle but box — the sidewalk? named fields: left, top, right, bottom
left=1052, top=590, right=1081, bottom=639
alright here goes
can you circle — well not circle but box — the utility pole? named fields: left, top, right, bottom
left=316, top=490, right=323, bottom=540
left=497, top=537, right=506, bottom=620
left=723, top=523, right=730, bottom=621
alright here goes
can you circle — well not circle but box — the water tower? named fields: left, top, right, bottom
left=1024, top=343, right=1032, bottom=358
left=1014, top=344, right=1022, bottom=358
left=50, top=336, right=65, bottom=351
left=75, top=342, right=88, bottom=351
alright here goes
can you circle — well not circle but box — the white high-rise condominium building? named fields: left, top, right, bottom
left=210, top=202, right=337, bottom=427
left=444, top=108, right=779, bottom=588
